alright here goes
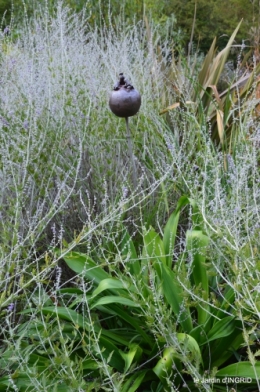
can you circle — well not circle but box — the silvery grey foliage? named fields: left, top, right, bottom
left=0, top=1, right=175, bottom=318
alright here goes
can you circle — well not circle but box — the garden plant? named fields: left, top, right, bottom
left=0, top=1, right=260, bottom=391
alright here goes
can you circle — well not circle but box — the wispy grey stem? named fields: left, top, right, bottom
left=125, top=117, right=137, bottom=189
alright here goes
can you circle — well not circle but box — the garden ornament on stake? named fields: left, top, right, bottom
left=109, top=73, right=141, bottom=189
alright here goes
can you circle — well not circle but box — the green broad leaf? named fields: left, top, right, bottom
left=119, top=344, right=142, bottom=373
left=143, top=226, right=166, bottom=267
left=0, top=373, right=72, bottom=392
left=120, top=227, right=140, bottom=276
left=107, top=304, right=152, bottom=345
left=163, top=209, right=180, bottom=268
left=0, top=376, right=11, bottom=390
left=216, top=361, right=260, bottom=380
left=63, top=251, right=108, bottom=284
left=52, top=383, right=70, bottom=392
left=153, top=347, right=177, bottom=379
left=41, top=306, right=86, bottom=329
left=3, top=373, right=32, bottom=391
left=163, top=196, right=203, bottom=268
left=90, top=295, right=140, bottom=309
left=121, top=370, right=149, bottom=392
left=153, top=346, right=182, bottom=389
left=0, top=349, right=17, bottom=369
left=186, top=229, right=209, bottom=325
left=97, top=336, right=124, bottom=372
left=189, top=324, right=206, bottom=345
left=68, top=295, right=89, bottom=309
left=100, top=330, right=131, bottom=346
left=161, top=263, right=193, bottom=333
left=15, top=320, right=45, bottom=338
left=92, top=278, right=136, bottom=297
left=215, top=285, right=235, bottom=319
left=81, top=359, right=99, bottom=370
left=210, top=325, right=244, bottom=367
left=199, top=316, right=236, bottom=345
left=27, top=353, right=51, bottom=368
left=176, top=196, right=203, bottom=229
left=176, top=333, right=203, bottom=367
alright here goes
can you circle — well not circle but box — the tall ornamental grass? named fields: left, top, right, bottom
left=0, top=1, right=172, bottom=296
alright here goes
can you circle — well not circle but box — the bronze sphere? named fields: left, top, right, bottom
left=109, top=73, right=141, bottom=118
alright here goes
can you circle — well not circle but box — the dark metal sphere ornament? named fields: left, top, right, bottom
left=109, top=73, right=141, bottom=118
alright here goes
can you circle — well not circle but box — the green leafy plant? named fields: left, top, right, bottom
left=2, top=196, right=259, bottom=391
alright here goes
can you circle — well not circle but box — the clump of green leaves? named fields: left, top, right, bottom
left=2, top=197, right=259, bottom=391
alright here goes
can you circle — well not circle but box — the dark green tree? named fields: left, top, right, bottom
left=161, top=0, right=260, bottom=52
left=2, top=0, right=260, bottom=54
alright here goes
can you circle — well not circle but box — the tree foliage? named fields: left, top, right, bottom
left=164, top=0, right=260, bottom=52
left=1, top=0, right=260, bottom=52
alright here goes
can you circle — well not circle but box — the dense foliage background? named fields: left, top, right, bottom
left=0, top=0, right=260, bottom=52
left=1, top=0, right=260, bottom=52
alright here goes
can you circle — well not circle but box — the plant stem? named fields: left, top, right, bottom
left=125, top=117, right=137, bottom=189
